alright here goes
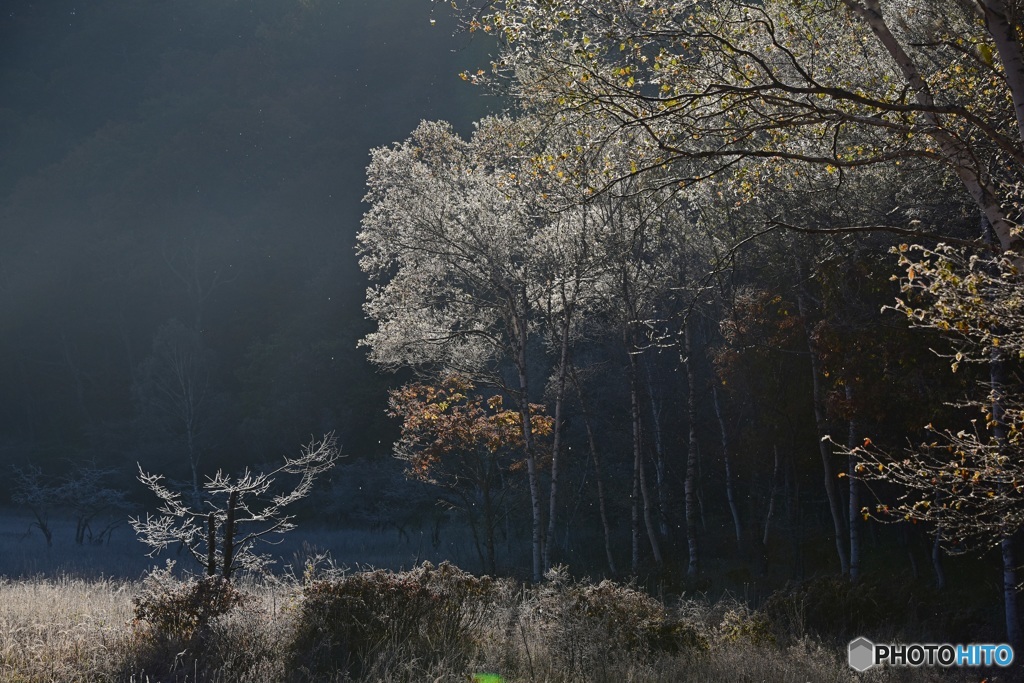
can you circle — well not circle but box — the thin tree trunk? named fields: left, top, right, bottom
left=628, top=348, right=662, bottom=568
left=222, top=490, right=238, bottom=580
left=483, top=476, right=497, bottom=575
left=684, top=320, right=700, bottom=576
left=513, top=305, right=543, bottom=583
left=713, top=384, right=743, bottom=554
left=206, top=513, right=216, bottom=576
left=847, top=383, right=861, bottom=582
left=631, top=426, right=641, bottom=573
left=188, top=428, right=201, bottom=507
left=544, top=308, right=572, bottom=572
left=932, top=530, right=947, bottom=590
left=796, top=279, right=851, bottom=576
left=571, top=368, right=617, bottom=576
left=904, top=525, right=920, bottom=580
left=764, top=445, right=780, bottom=547
left=991, top=345, right=1021, bottom=646
left=1003, top=537, right=1021, bottom=648
left=643, top=355, right=670, bottom=537
left=981, top=0, right=1024, bottom=146
left=760, top=444, right=781, bottom=576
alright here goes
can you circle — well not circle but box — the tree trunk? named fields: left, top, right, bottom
left=981, top=0, right=1024, bottom=148
left=631, top=428, right=641, bottom=573
left=1003, top=537, right=1021, bottom=648
left=544, top=308, right=572, bottom=572
left=684, top=320, right=700, bottom=576
left=796, top=279, right=851, bottom=576
left=713, top=384, right=743, bottom=554
left=222, top=490, right=238, bottom=581
left=483, top=475, right=497, bottom=575
left=514, top=307, right=543, bottom=583
left=761, top=444, right=781, bottom=576
left=764, top=445, right=780, bottom=548
left=187, top=426, right=201, bottom=508
left=991, top=344, right=1021, bottom=646
left=643, top=355, right=670, bottom=537
left=931, top=530, right=947, bottom=590
left=845, top=0, right=1022, bottom=252
left=572, top=368, right=617, bottom=576
left=463, top=493, right=487, bottom=573
left=206, top=513, right=217, bottom=576
left=846, top=384, right=861, bottom=582
left=628, top=347, right=662, bottom=568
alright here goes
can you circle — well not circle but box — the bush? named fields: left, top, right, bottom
left=132, top=563, right=251, bottom=642
left=523, top=566, right=708, bottom=680
left=757, top=574, right=970, bottom=645
left=715, top=599, right=774, bottom=645
left=289, top=561, right=507, bottom=680
left=123, top=562, right=258, bottom=680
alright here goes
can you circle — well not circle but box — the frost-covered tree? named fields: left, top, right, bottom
left=359, top=117, right=551, bottom=580
left=132, top=434, right=338, bottom=580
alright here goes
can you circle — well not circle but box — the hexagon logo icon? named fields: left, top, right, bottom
left=848, top=637, right=875, bottom=672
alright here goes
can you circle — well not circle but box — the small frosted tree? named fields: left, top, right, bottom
left=131, top=434, right=339, bottom=580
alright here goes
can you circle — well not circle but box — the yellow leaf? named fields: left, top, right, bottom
left=979, top=43, right=994, bottom=66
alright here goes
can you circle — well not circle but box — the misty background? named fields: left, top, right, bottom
left=0, top=0, right=494, bottom=494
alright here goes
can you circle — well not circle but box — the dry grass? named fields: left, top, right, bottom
left=0, top=575, right=134, bottom=682
left=0, top=565, right=980, bottom=683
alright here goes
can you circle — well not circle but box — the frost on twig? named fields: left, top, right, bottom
left=131, top=433, right=340, bottom=580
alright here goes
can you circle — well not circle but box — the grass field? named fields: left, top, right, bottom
left=0, top=509, right=996, bottom=682
left=0, top=567, right=973, bottom=683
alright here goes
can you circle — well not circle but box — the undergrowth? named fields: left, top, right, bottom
left=0, top=563, right=983, bottom=682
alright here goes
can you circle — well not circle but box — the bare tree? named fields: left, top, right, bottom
left=60, top=460, right=130, bottom=545
left=12, top=465, right=58, bottom=547
left=162, top=228, right=239, bottom=330
left=11, top=460, right=129, bottom=547
left=131, top=434, right=339, bottom=580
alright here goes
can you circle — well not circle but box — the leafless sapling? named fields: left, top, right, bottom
left=131, top=433, right=339, bottom=580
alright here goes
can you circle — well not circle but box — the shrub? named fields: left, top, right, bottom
left=131, top=562, right=251, bottom=643
left=289, top=561, right=506, bottom=679
left=716, top=600, right=774, bottom=645
left=525, top=566, right=708, bottom=679
left=757, top=575, right=962, bottom=645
